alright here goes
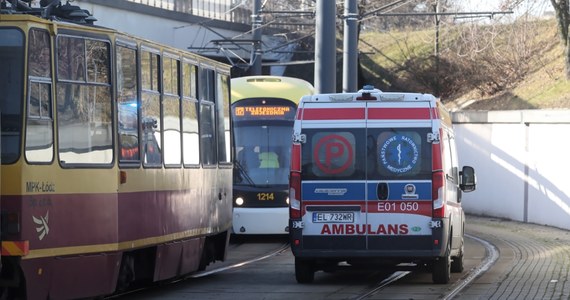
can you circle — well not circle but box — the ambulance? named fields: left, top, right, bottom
left=288, top=86, right=476, bottom=284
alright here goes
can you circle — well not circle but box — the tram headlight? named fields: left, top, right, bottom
left=235, top=197, right=244, bottom=206
left=286, top=197, right=290, bottom=205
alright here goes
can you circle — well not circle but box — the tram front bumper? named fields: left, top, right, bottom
left=232, top=207, right=289, bottom=235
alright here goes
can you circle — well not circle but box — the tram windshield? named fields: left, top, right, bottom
left=0, top=29, right=24, bottom=164
left=232, top=98, right=297, bottom=187
left=234, top=122, right=293, bottom=186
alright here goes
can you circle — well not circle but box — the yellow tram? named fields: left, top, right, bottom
left=231, top=76, right=314, bottom=235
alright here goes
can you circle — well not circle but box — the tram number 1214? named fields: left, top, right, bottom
left=257, top=193, right=275, bottom=201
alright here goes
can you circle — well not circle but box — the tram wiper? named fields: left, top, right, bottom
left=234, top=161, right=256, bottom=187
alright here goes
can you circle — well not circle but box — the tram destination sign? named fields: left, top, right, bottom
left=233, top=105, right=296, bottom=120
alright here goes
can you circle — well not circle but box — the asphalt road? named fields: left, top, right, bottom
left=119, top=215, right=570, bottom=299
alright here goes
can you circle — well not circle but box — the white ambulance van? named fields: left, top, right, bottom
left=288, top=86, right=476, bottom=284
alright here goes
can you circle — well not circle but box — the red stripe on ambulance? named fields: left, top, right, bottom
left=367, top=107, right=431, bottom=120
left=299, top=107, right=365, bottom=120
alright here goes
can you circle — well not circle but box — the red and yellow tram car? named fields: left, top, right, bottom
left=0, top=1, right=233, bottom=298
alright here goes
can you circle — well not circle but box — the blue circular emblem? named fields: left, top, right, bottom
left=379, top=134, right=419, bottom=174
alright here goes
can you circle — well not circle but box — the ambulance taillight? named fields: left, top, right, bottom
left=291, top=144, right=301, bottom=172
left=290, top=143, right=302, bottom=219
left=289, top=172, right=302, bottom=219
left=432, top=130, right=446, bottom=218
left=432, top=171, right=445, bottom=218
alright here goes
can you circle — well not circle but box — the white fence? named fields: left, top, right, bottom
left=453, top=110, right=570, bottom=230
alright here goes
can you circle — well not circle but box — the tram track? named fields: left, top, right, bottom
left=187, top=243, right=290, bottom=279
left=352, top=233, right=499, bottom=300
left=110, top=233, right=497, bottom=299
left=107, top=242, right=290, bottom=299
left=352, top=271, right=411, bottom=300
left=442, top=234, right=499, bottom=300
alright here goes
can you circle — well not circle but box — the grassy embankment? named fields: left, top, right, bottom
left=358, top=18, right=570, bottom=110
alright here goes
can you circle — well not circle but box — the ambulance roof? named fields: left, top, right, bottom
left=300, top=86, right=438, bottom=103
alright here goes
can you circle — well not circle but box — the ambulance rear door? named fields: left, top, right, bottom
left=298, top=101, right=368, bottom=251
left=365, top=100, right=435, bottom=253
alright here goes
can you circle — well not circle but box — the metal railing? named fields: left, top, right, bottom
left=125, top=0, right=251, bottom=24
left=123, top=0, right=316, bottom=32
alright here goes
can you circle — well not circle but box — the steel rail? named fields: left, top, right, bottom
left=188, top=243, right=289, bottom=278
left=441, top=234, right=499, bottom=300
left=353, top=270, right=411, bottom=300
left=106, top=243, right=289, bottom=298
left=353, top=233, right=498, bottom=300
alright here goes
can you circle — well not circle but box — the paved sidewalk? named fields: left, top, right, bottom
left=459, top=215, right=570, bottom=300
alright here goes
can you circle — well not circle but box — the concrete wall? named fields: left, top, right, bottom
left=452, top=110, right=570, bottom=230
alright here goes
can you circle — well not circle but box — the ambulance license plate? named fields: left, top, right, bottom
left=312, top=212, right=354, bottom=223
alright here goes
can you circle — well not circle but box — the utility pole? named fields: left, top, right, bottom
left=343, top=0, right=358, bottom=92
left=251, top=0, right=262, bottom=75
left=434, top=0, right=440, bottom=96
left=314, top=0, right=336, bottom=93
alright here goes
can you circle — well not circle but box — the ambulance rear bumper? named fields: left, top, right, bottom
left=289, top=218, right=450, bottom=260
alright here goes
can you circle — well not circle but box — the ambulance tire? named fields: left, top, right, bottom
left=295, top=258, right=315, bottom=283
left=432, top=243, right=451, bottom=284
left=451, top=239, right=464, bottom=273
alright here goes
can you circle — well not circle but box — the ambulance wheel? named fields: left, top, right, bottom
left=432, top=243, right=451, bottom=284
left=451, top=241, right=464, bottom=273
left=295, top=258, right=315, bottom=283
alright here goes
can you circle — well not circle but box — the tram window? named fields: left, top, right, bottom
left=57, top=36, right=85, bottom=81
left=26, top=81, right=53, bottom=163
left=57, top=84, right=113, bottom=165
left=117, top=45, right=140, bottom=162
left=86, top=40, right=110, bottom=84
left=216, top=73, right=231, bottom=164
left=26, top=29, right=54, bottom=163
left=28, top=29, right=51, bottom=78
left=141, top=50, right=159, bottom=91
left=199, top=102, right=216, bottom=166
left=28, top=82, right=51, bottom=119
left=182, top=97, right=199, bottom=166
left=141, top=93, right=161, bottom=166
left=181, top=61, right=199, bottom=166
left=163, top=94, right=181, bottom=165
left=163, top=57, right=181, bottom=166
left=141, top=50, right=162, bottom=166
left=198, top=67, right=215, bottom=102
left=182, top=62, right=197, bottom=99
left=0, top=29, right=24, bottom=164
left=56, top=36, right=112, bottom=165
left=198, top=67, right=216, bottom=166
left=163, top=56, right=178, bottom=95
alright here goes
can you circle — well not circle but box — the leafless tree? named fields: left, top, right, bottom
left=550, top=0, right=570, bottom=79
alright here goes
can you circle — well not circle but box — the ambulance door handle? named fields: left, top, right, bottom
left=377, top=182, right=389, bottom=200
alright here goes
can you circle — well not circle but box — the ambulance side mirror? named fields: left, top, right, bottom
left=459, top=166, right=476, bottom=192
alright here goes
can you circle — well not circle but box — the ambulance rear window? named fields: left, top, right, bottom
left=302, top=129, right=366, bottom=180
left=300, top=128, right=431, bottom=180
left=369, top=128, right=432, bottom=179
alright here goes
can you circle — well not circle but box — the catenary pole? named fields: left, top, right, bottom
left=343, top=0, right=358, bottom=92
left=251, top=0, right=262, bottom=75
left=314, top=0, right=336, bottom=93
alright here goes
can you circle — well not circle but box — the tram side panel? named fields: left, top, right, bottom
left=0, top=10, right=233, bottom=299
